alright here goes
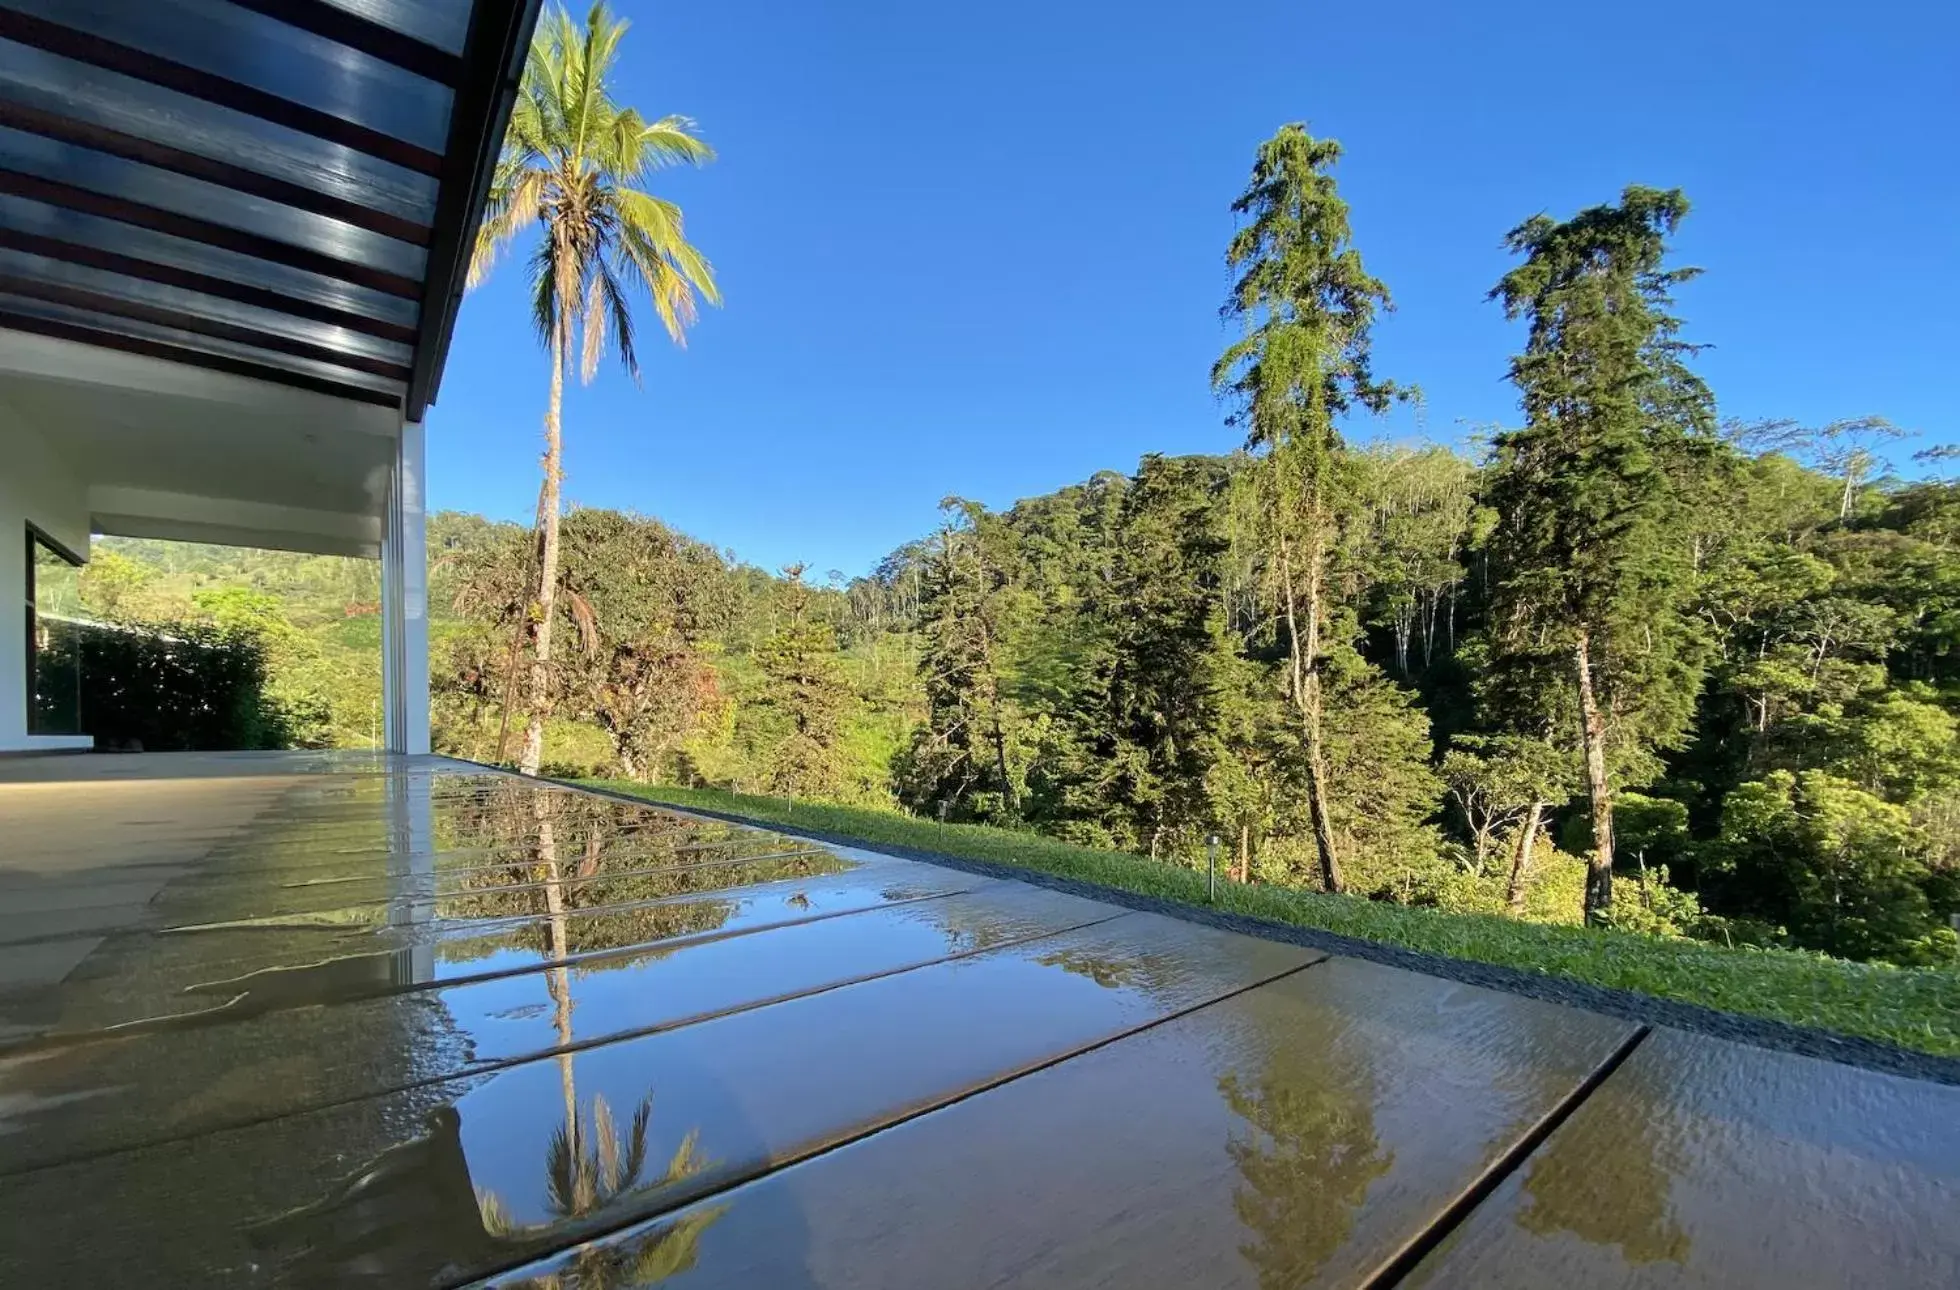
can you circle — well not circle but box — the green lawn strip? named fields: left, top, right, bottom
left=580, top=780, right=1960, bottom=1059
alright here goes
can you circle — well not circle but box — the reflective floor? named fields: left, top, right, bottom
left=0, top=754, right=1954, bottom=1288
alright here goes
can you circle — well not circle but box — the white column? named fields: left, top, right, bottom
left=381, top=419, right=430, bottom=755
left=0, top=404, right=90, bottom=750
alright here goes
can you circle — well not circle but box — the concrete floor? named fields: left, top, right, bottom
left=0, top=754, right=1953, bottom=1288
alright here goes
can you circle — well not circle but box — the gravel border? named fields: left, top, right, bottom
left=584, top=787, right=1960, bottom=1088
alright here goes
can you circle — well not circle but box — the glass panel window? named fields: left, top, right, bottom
left=26, top=527, right=84, bottom=737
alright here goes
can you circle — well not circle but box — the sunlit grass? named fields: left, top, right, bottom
left=581, top=780, right=1960, bottom=1059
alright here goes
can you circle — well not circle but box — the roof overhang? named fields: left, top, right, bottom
left=0, top=0, right=541, bottom=424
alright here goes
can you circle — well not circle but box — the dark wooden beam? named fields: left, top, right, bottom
left=0, top=271, right=412, bottom=381
left=0, top=308, right=402, bottom=407
left=0, top=225, right=419, bottom=345
left=0, top=225, right=418, bottom=346
left=222, top=0, right=464, bottom=87
left=408, top=0, right=540, bottom=421
left=0, top=7, right=443, bottom=176
left=0, top=167, right=423, bottom=299
left=0, top=100, right=433, bottom=247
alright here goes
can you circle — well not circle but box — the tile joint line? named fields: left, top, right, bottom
left=470, top=951, right=1336, bottom=1287
left=0, top=882, right=986, bottom=1059
left=0, top=909, right=1133, bottom=1183
left=1359, top=1022, right=1654, bottom=1290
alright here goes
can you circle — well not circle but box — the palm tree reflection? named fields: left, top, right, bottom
left=550, top=1097, right=702, bottom=1228
left=480, top=1092, right=717, bottom=1288
left=251, top=791, right=736, bottom=1285
left=476, top=806, right=723, bottom=1286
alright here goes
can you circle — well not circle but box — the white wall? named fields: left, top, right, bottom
left=0, top=390, right=90, bottom=749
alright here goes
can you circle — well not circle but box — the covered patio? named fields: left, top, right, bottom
left=2, top=3, right=1957, bottom=1287
left=1, top=751, right=1955, bottom=1288
left=0, top=0, right=538, bottom=754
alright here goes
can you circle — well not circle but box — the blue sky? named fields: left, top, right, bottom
left=429, top=0, right=1959, bottom=579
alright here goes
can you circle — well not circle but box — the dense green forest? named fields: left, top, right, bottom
left=62, top=129, right=1958, bottom=970
left=76, top=425, right=1960, bottom=970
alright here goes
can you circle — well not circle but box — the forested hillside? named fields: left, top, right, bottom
left=78, top=426, right=1956, bottom=970
left=64, top=137, right=1958, bottom=971
left=46, top=538, right=386, bottom=749
left=878, top=444, right=1958, bottom=964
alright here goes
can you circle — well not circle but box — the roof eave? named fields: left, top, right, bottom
left=403, top=0, right=542, bottom=424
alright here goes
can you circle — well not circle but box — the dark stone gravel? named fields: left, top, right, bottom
left=569, top=781, right=1960, bottom=1089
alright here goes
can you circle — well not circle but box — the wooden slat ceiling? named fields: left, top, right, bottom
left=0, top=0, right=535, bottom=418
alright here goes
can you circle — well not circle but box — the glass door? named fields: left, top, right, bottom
left=26, top=527, right=84, bottom=736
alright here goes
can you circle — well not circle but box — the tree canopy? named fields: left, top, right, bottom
left=79, top=125, right=1958, bottom=972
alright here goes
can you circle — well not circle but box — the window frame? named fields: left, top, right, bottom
left=25, top=522, right=85, bottom=735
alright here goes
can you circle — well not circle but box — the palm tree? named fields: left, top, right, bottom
left=470, top=1, right=719, bottom=776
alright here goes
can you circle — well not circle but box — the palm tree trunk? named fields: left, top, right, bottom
left=519, top=314, right=568, bottom=777
left=535, top=808, right=579, bottom=1156
left=1575, top=629, right=1615, bottom=924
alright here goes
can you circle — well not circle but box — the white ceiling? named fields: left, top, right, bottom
left=0, top=328, right=402, bottom=555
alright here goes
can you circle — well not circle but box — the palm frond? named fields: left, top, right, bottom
left=602, top=110, right=715, bottom=181
left=565, top=588, right=599, bottom=656
left=662, top=1127, right=706, bottom=1184
left=616, top=189, right=719, bottom=306
left=527, top=239, right=559, bottom=345
left=613, top=189, right=719, bottom=344
left=593, top=1096, right=620, bottom=1192
left=470, top=165, right=547, bottom=287
left=475, top=1188, right=521, bottom=1239
left=469, top=1, right=717, bottom=370
left=624, top=1206, right=725, bottom=1283
left=636, top=114, right=717, bottom=169
left=567, top=3, right=629, bottom=170
left=580, top=268, right=608, bottom=381
left=544, top=1119, right=578, bottom=1218
left=594, top=254, right=640, bottom=378
left=620, top=1097, right=653, bottom=1190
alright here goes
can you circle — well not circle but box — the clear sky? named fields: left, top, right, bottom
left=428, top=0, right=1959, bottom=580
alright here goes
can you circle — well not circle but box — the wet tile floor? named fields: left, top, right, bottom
left=1, top=754, right=1954, bottom=1288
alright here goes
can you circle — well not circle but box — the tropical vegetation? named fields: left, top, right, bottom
left=579, top=780, right=1960, bottom=1058
left=66, top=118, right=1959, bottom=1000
left=468, top=0, right=719, bottom=777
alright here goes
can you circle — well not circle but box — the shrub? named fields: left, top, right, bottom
left=38, top=619, right=288, bottom=751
